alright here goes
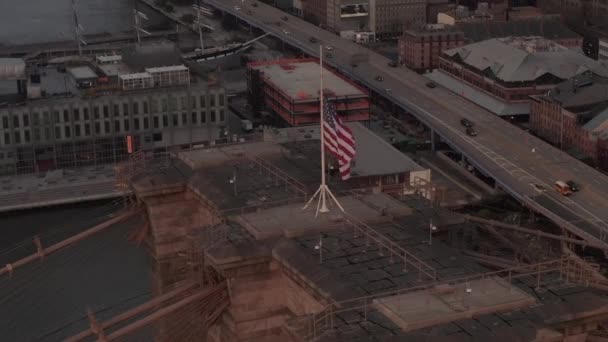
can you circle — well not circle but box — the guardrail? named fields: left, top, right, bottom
left=300, top=256, right=594, bottom=340
left=249, top=156, right=308, bottom=197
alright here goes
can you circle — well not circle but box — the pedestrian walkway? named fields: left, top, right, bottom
left=0, top=165, right=127, bottom=213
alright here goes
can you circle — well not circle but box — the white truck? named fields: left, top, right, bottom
left=241, top=119, right=253, bottom=132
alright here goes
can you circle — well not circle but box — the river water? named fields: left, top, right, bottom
left=0, top=0, right=165, bottom=46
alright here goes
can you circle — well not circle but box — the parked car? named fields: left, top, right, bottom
left=425, top=81, right=436, bottom=88
left=566, top=180, right=580, bottom=192
left=460, top=118, right=474, bottom=128
left=252, top=2, right=258, bottom=7
left=530, top=183, right=546, bottom=193
left=388, top=61, right=398, bottom=67
left=282, top=29, right=290, bottom=35
left=465, top=127, right=477, bottom=137
left=309, top=37, right=318, bottom=43
left=375, top=76, right=383, bottom=81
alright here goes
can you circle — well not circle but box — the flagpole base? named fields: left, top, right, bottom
left=303, top=184, right=344, bottom=216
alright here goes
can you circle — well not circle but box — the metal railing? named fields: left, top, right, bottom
left=300, top=256, right=595, bottom=340
left=249, top=156, right=308, bottom=197
left=344, top=213, right=437, bottom=281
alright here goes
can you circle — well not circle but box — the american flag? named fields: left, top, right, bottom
left=323, top=97, right=356, bottom=180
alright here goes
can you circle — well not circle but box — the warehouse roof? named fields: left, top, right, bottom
left=248, top=59, right=367, bottom=101
left=542, top=73, right=608, bottom=110
left=443, top=37, right=608, bottom=82
left=68, top=66, right=98, bottom=80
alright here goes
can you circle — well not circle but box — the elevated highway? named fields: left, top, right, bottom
left=203, top=0, right=608, bottom=247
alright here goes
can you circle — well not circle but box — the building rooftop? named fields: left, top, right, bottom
left=145, top=65, right=189, bottom=73
left=457, top=19, right=580, bottom=44
left=443, top=37, right=608, bottom=82
left=404, top=24, right=464, bottom=37
left=583, top=106, right=608, bottom=133
left=543, top=73, right=608, bottom=110
left=98, top=63, right=132, bottom=77
left=272, top=123, right=426, bottom=176
left=118, top=72, right=153, bottom=81
left=67, top=66, right=98, bottom=80
left=248, top=59, right=367, bottom=101
left=96, top=55, right=123, bottom=64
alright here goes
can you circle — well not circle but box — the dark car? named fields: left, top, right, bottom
left=460, top=118, right=474, bottom=128
left=375, top=76, right=383, bottom=81
left=252, top=2, right=258, bottom=7
left=388, top=61, right=397, bottom=67
left=425, top=81, right=436, bottom=88
left=465, top=127, right=477, bottom=137
left=309, top=37, right=318, bottom=43
left=281, top=15, right=288, bottom=21
left=566, top=180, right=580, bottom=192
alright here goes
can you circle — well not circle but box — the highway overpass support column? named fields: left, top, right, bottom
left=431, top=129, right=440, bottom=152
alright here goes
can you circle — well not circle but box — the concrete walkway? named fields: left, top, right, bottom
left=0, top=165, right=128, bottom=213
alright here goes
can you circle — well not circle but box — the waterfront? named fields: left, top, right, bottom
left=0, top=0, right=166, bottom=45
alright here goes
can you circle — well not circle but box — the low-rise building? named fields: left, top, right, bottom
left=371, top=0, right=428, bottom=38
left=529, top=74, right=608, bottom=168
left=428, top=36, right=608, bottom=117
left=399, top=24, right=465, bottom=72
left=247, top=58, right=370, bottom=126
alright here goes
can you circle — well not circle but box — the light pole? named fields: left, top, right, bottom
left=429, top=218, right=437, bottom=245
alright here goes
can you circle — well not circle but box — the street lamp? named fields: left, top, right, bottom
left=429, top=218, right=437, bottom=245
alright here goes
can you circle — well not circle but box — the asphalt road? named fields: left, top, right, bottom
left=203, top=0, right=608, bottom=245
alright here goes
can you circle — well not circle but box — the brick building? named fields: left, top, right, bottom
left=372, top=0, right=428, bottom=38
left=398, top=24, right=465, bottom=72
left=529, top=73, right=608, bottom=168
left=428, top=36, right=608, bottom=116
left=247, top=59, right=370, bottom=126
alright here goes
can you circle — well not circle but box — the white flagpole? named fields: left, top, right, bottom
left=318, top=45, right=329, bottom=213
left=302, top=45, right=344, bottom=215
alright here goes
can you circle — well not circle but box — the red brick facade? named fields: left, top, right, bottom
left=530, top=96, right=604, bottom=165
left=399, top=28, right=465, bottom=71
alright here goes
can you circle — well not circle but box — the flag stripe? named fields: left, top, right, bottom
left=322, top=97, right=356, bottom=180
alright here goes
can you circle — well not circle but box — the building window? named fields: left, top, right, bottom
left=115, top=120, right=120, bottom=132
left=85, top=123, right=91, bottom=136
left=143, top=101, right=149, bottom=114
left=14, top=131, right=20, bottom=143
left=55, top=127, right=61, bottom=139
left=124, top=119, right=130, bottom=131
left=210, top=95, right=215, bottom=107
left=180, top=96, right=187, bottom=110
left=13, top=116, right=19, bottom=128
left=144, top=117, right=149, bottom=130
left=134, top=118, right=140, bottom=130
left=33, top=112, right=39, bottom=125
left=95, top=122, right=101, bottom=135
left=4, top=132, right=10, bottom=145
left=24, top=130, right=30, bottom=143
left=94, top=106, right=100, bottom=119
left=211, top=110, right=216, bottom=122
left=2, top=116, right=8, bottom=129
left=33, top=129, right=39, bottom=142
left=169, top=97, right=177, bottom=111
left=44, top=127, right=50, bottom=140
left=103, top=105, right=109, bottom=118
left=172, top=114, right=178, bottom=126
left=190, top=96, right=197, bottom=109
left=113, top=104, right=119, bottom=117
left=191, top=112, right=197, bottom=124
left=161, top=98, right=168, bottom=112
left=84, top=108, right=89, bottom=120
left=133, top=102, right=139, bottom=115
left=63, top=110, right=69, bottom=122
left=219, top=94, right=225, bottom=106
left=199, top=95, right=206, bottom=107
left=219, top=109, right=225, bottom=122
left=154, top=116, right=159, bottom=129
left=123, top=103, right=129, bottom=116
left=75, top=124, right=81, bottom=137
left=104, top=121, right=110, bottom=133
left=162, top=115, right=168, bottom=127
left=74, top=109, right=80, bottom=121
left=182, top=113, right=187, bottom=125
left=201, top=111, right=206, bottom=123
left=65, top=126, right=71, bottom=138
